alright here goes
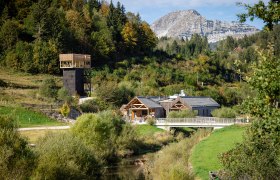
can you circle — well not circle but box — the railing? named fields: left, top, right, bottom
left=155, top=117, right=247, bottom=125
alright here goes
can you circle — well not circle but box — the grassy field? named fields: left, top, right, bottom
left=134, top=124, right=164, bottom=136
left=0, top=68, right=61, bottom=105
left=0, top=105, right=65, bottom=127
left=20, top=129, right=67, bottom=144
left=190, top=125, right=246, bottom=180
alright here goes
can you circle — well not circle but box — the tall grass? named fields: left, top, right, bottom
left=145, top=128, right=211, bottom=180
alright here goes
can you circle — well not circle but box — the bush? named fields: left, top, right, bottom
left=220, top=116, right=280, bottom=179
left=167, top=109, right=198, bottom=118
left=57, top=87, right=73, bottom=103
left=39, top=78, right=57, bottom=99
left=115, top=124, right=138, bottom=157
left=80, top=99, right=100, bottom=113
left=95, top=81, right=135, bottom=108
left=33, top=132, right=100, bottom=179
left=60, top=102, right=70, bottom=117
left=0, top=115, right=35, bottom=179
left=146, top=116, right=155, bottom=125
left=153, top=131, right=174, bottom=145
left=71, top=111, right=137, bottom=163
left=211, top=107, right=237, bottom=118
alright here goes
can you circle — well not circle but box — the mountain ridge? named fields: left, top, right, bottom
left=151, top=10, right=259, bottom=43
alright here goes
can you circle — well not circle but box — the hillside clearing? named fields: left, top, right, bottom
left=0, top=68, right=61, bottom=105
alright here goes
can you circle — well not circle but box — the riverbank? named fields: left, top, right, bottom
left=144, top=128, right=212, bottom=179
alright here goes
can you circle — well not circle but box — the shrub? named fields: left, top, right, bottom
left=39, top=78, right=57, bottom=99
left=220, top=116, right=280, bottom=179
left=60, top=102, right=70, bottom=117
left=211, top=107, right=237, bottom=118
left=175, top=132, right=185, bottom=141
left=57, top=87, right=73, bottom=103
left=73, top=92, right=80, bottom=107
left=80, top=99, right=100, bottom=113
left=0, top=115, right=35, bottom=179
left=220, top=87, right=241, bottom=106
left=95, top=81, right=135, bottom=108
left=153, top=131, right=174, bottom=145
left=71, top=111, right=124, bottom=163
left=33, top=132, right=100, bottom=179
left=146, top=116, right=155, bottom=125
left=167, top=109, right=198, bottom=118
left=115, top=124, right=138, bottom=157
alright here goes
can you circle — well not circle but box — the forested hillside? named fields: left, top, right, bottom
left=1, top=0, right=280, bottom=109
left=91, top=26, right=280, bottom=109
left=0, top=0, right=156, bottom=74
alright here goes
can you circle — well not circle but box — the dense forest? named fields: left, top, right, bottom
left=0, top=0, right=157, bottom=73
left=0, top=0, right=280, bottom=110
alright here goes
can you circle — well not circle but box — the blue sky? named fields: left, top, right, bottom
left=112, top=0, right=269, bottom=29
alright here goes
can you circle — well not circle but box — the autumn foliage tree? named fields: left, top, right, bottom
left=121, top=14, right=157, bottom=55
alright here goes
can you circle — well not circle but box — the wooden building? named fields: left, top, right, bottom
left=180, top=97, right=220, bottom=116
left=59, top=54, right=91, bottom=96
left=121, top=92, right=220, bottom=121
left=122, top=97, right=165, bottom=121
left=161, top=97, right=220, bottom=117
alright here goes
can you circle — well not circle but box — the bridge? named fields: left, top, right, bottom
left=133, top=117, right=248, bottom=130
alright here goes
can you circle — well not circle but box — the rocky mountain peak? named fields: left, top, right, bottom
left=188, top=9, right=201, bottom=16
left=151, top=9, right=259, bottom=43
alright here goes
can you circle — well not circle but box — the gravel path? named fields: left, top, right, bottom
left=18, top=126, right=70, bottom=131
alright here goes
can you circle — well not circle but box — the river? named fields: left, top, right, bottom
left=101, top=155, right=147, bottom=180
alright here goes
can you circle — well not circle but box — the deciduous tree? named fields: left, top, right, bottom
left=237, top=0, right=280, bottom=31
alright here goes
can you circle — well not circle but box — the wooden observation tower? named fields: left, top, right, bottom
left=59, top=54, right=91, bottom=96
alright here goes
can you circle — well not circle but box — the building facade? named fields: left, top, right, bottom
left=121, top=92, right=220, bottom=121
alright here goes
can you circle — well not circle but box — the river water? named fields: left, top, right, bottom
left=101, top=155, right=146, bottom=180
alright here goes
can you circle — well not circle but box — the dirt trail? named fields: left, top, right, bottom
left=18, top=126, right=70, bottom=131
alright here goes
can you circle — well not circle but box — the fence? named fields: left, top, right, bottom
left=155, top=117, right=248, bottom=125
left=21, top=103, right=60, bottom=111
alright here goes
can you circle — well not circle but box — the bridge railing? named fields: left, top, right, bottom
left=155, top=117, right=247, bottom=124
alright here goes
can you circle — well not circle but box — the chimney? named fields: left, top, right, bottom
left=179, top=90, right=186, bottom=97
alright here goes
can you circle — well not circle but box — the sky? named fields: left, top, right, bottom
left=112, top=0, right=270, bottom=29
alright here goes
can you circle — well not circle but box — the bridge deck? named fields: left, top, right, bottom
left=132, top=117, right=248, bottom=129
left=156, top=117, right=248, bottom=130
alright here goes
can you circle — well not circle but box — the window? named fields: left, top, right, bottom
left=142, top=110, right=148, bottom=116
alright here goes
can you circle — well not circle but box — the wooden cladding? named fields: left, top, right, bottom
left=59, top=54, right=91, bottom=69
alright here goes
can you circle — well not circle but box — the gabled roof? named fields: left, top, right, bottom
left=137, top=97, right=163, bottom=108
left=123, top=96, right=220, bottom=110
left=180, top=97, right=220, bottom=108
